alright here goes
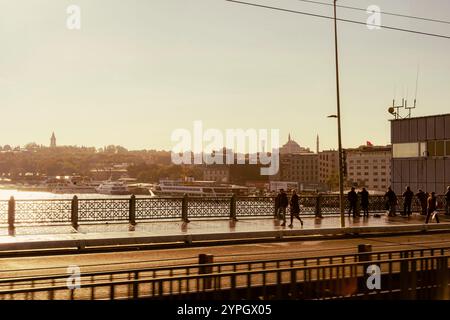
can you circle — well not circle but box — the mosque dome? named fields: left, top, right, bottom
left=280, top=134, right=312, bottom=154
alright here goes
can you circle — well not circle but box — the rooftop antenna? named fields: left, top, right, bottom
left=405, top=65, right=419, bottom=118
left=388, top=95, right=404, bottom=120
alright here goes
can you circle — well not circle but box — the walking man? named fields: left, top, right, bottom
left=347, top=187, right=358, bottom=218
left=445, top=186, right=450, bottom=216
left=289, top=190, right=303, bottom=228
left=277, top=189, right=289, bottom=227
left=385, top=187, right=397, bottom=217
left=402, top=186, right=414, bottom=216
left=416, top=189, right=428, bottom=216
left=425, top=192, right=440, bottom=224
left=359, top=187, right=369, bottom=218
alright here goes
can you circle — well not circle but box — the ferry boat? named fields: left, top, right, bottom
left=151, top=179, right=248, bottom=197
left=95, top=181, right=131, bottom=195
left=47, top=176, right=99, bottom=194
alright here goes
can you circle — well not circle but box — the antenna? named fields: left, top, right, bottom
left=389, top=98, right=404, bottom=119
left=405, top=65, right=420, bottom=118
left=414, top=64, right=420, bottom=107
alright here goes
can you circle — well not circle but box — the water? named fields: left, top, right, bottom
left=0, top=189, right=134, bottom=200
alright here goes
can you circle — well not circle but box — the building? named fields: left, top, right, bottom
left=318, top=149, right=339, bottom=187
left=269, top=181, right=299, bottom=192
left=390, top=113, right=450, bottom=194
left=273, top=136, right=319, bottom=190
left=279, top=134, right=312, bottom=155
left=50, top=132, right=56, bottom=148
left=203, top=165, right=230, bottom=183
left=345, top=145, right=391, bottom=192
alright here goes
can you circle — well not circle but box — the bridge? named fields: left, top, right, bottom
left=1, top=242, right=449, bottom=300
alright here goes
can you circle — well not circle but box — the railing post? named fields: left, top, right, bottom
left=71, top=195, right=79, bottom=230
left=273, top=196, right=278, bottom=218
left=315, top=194, right=322, bottom=218
left=230, top=194, right=237, bottom=221
left=8, top=196, right=15, bottom=236
left=182, top=194, right=190, bottom=223
left=199, top=254, right=214, bottom=290
left=358, top=244, right=372, bottom=295
left=129, top=195, right=136, bottom=226
left=438, top=257, right=449, bottom=300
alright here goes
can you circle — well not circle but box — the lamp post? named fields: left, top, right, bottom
left=333, top=0, right=345, bottom=228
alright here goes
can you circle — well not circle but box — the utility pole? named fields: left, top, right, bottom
left=333, top=0, right=345, bottom=228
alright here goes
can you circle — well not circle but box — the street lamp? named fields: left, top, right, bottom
left=332, top=0, right=345, bottom=228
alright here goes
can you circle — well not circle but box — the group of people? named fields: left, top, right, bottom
left=274, top=189, right=303, bottom=228
left=348, top=185, right=450, bottom=224
left=275, top=186, right=450, bottom=227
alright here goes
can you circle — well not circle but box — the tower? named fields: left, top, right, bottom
left=316, top=134, right=320, bottom=154
left=50, top=132, right=56, bottom=148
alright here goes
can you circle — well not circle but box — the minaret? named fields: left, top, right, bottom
left=288, top=133, right=291, bottom=141
left=316, top=134, right=319, bottom=154
left=50, top=132, right=56, bottom=148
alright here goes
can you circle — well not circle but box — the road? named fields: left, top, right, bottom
left=1, top=232, right=449, bottom=300
left=1, top=231, right=450, bottom=277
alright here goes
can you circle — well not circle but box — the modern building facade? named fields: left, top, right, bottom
left=390, top=113, right=450, bottom=194
left=345, top=145, right=392, bottom=193
left=318, top=149, right=339, bottom=186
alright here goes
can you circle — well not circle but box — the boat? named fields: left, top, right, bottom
left=95, top=181, right=131, bottom=195
left=49, top=176, right=99, bottom=194
left=151, top=179, right=248, bottom=197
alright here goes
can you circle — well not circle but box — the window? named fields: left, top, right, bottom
left=436, top=141, right=445, bottom=156
left=393, top=143, right=420, bottom=158
left=427, top=141, right=436, bottom=157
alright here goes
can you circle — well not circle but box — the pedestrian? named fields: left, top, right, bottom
left=347, top=187, right=359, bottom=218
left=415, top=189, right=428, bottom=216
left=278, top=189, right=289, bottom=227
left=385, top=187, right=397, bottom=217
left=402, top=186, right=414, bottom=216
left=275, top=190, right=281, bottom=219
left=425, top=192, right=440, bottom=224
left=359, top=187, right=369, bottom=217
left=445, top=186, right=450, bottom=216
left=288, top=190, right=304, bottom=228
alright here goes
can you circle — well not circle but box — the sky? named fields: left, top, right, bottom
left=0, top=0, right=449, bottom=152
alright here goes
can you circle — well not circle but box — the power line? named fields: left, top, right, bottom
left=295, top=0, right=450, bottom=25
left=225, top=0, right=450, bottom=40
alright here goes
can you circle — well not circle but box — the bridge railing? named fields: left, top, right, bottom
left=0, top=252, right=448, bottom=300
left=0, top=245, right=448, bottom=300
left=0, top=194, right=446, bottom=232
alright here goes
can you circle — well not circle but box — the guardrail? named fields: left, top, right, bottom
left=0, top=246, right=449, bottom=300
left=0, top=245, right=449, bottom=299
left=0, top=194, right=446, bottom=234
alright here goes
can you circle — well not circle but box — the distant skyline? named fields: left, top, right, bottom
left=1, top=0, right=449, bottom=151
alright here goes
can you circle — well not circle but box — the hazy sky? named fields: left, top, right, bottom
left=1, top=0, right=449, bottom=151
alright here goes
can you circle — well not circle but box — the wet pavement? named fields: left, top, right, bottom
left=0, top=212, right=448, bottom=244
